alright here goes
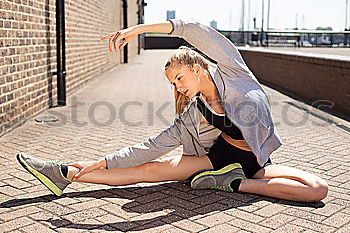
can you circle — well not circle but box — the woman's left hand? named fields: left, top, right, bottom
left=67, top=159, right=106, bottom=181
left=100, top=25, right=139, bottom=53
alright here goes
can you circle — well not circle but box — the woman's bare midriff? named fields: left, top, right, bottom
left=221, top=132, right=252, bottom=151
left=203, top=96, right=252, bottom=152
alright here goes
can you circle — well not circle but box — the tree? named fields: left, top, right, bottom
left=315, top=26, right=333, bottom=31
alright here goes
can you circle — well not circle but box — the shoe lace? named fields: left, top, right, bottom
left=47, top=160, right=62, bottom=165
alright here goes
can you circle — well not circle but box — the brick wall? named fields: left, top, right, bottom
left=127, top=0, right=139, bottom=58
left=0, top=0, right=141, bottom=136
left=239, top=48, right=350, bottom=120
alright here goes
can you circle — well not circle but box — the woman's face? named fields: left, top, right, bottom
left=165, top=64, right=201, bottom=99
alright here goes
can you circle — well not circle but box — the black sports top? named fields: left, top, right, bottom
left=197, top=96, right=244, bottom=140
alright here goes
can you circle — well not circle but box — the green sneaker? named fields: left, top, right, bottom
left=190, top=163, right=246, bottom=192
left=16, top=152, right=71, bottom=196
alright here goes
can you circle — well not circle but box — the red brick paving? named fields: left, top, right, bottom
left=0, top=50, right=350, bottom=232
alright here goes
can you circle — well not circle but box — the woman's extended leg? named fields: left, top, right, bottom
left=238, top=164, right=328, bottom=202
left=69, top=155, right=213, bottom=186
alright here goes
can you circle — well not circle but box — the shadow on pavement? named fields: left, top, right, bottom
left=0, top=182, right=325, bottom=232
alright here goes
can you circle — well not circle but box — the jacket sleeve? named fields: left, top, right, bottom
left=168, top=19, right=250, bottom=74
left=105, top=118, right=182, bottom=169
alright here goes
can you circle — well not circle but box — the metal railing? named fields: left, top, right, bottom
left=219, top=30, right=350, bottom=47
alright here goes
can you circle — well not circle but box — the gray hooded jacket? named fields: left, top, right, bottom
left=105, top=19, right=283, bottom=168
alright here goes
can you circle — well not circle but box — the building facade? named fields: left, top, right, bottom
left=0, top=0, right=145, bottom=136
left=166, top=10, right=175, bottom=21
left=210, top=20, right=218, bottom=29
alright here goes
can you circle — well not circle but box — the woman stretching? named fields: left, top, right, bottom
left=17, top=19, right=328, bottom=202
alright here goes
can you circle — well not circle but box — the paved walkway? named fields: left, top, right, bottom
left=1, top=50, right=350, bottom=233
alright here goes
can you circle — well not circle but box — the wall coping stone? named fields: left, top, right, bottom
left=238, top=47, right=350, bottom=69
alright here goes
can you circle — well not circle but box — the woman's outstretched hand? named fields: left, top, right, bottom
left=68, top=159, right=107, bottom=181
left=100, top=22, right=173, bottom=52
left=100, top=26, right=139, bottom=52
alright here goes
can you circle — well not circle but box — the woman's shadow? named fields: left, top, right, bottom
left=0, top=182, right=325, bottom=232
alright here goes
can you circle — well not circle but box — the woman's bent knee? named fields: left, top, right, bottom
left=308, top=177, right=328, bottom=201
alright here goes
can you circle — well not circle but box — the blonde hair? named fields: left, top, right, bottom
left=164, top=46, right=210, bottom=115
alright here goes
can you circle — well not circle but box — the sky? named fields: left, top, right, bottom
left=144, top=0, right=348, bottom=31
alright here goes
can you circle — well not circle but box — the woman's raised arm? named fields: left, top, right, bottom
left=101, top=20, right=250, bottom=74
left=168, top=19, right=251, bottom=74
left=100, top=22, right=173, bottom=52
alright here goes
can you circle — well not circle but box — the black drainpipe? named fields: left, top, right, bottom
left=54, top=0, right=67, bottom=106
left=137, top=0, right=146, bottom=54
left=122, top=0, right=128, bottom=63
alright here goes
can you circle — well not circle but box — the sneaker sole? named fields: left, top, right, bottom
left=191, top=163, right=244, bottom=189
left=16, top=153, right=63, bottom=196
